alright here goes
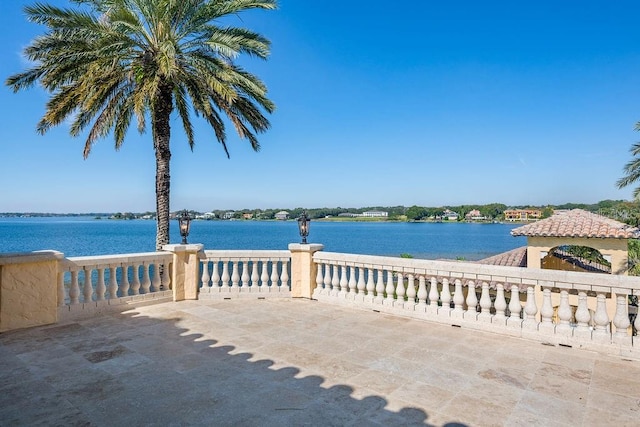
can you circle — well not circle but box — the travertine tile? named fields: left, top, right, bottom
left=2, top=298, right=640, bottom=426
left=438, top=393, right=515, bottom=427
left=514, top=390, right=586, bottom=426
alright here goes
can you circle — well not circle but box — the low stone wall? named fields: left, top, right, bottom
left=0, top=251, right=63, bottom=332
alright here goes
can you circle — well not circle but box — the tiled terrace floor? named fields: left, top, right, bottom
left=1, top=298, right=639, bottom=426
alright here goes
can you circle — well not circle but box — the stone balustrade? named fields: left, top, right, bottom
left=2, top=243, right=640, bottom=360
left=59, top=252, right=174, bottom=313
left=199, top=250, right=291, bottom=297
left=312, top=251, right=640, bottom=358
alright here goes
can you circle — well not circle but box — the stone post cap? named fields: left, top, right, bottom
left=288, top=243, right=324, bottom=252
left=162, top=243, right=204, bottom=253
left=0, top=250, right=64, bottom=265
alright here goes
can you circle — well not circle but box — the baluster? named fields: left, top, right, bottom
left=141, top=263, right=151, bottom=293
left=69, top=270, right=80, bottom=304
left=452, top=279, right=464, bottom=317
left=94, top=268, right=105, bottom=301
left=348, top=266, right=357, bottom=297
left=417, top=276, right=428, bottom=309
left=405, top=274, right=416, bottom=308
left=574, top=291, right=591, bottom=337
left=507, top=284, right=522, bottom=326
left=428, top=277, right=439, bottom=312
left=231, top=261, right=240, bottom=289
left=130, top=264, right=141, bottom=295
left=494, top=283, right=507, bottom=322
left=375, top=268, right=386, bottom=304
left=440, top=278, right=452, bottom=314
left=323, top=263, right=332, bottom=294
left=221, top=262, right=231, bottom=288
left=241, top=261, right=250, bottom=288
left=83, top=267, right=93, bottom=303
left=201, top=261, right=211, bottom=289
left=556, top=290, right=573, bottom=336
left=539, top=288, right=554, bottom=333
left=280, top=260, right=289, bottom=290
left=366, top=268, right=375, bottom=300
left=522, top=286, right=538, bottom=329
left=151, top=262, right=161, bottom=292
left=120, top=265, right=130, bottom=297
left=384, top=270, right=395, bottom=304
left=356, top=267, right=366, bottom=297
left=108, top=266, right=118, bottom=299
left=465, top=281, right=478, bottom=320
left=593, top=293, right=611, bottom=341
left=57, top=271, right=65, bottom=307
left=478, top=282, right=492, bottom=321
left=211, top=261, right=221, bottom=289
left=251, top=262, right=260, bottom=290
left=161, top=262, right=171, bottom=290
left=270, top=261, right=280, bottom=290
left=340, top=266, right=349, bottom=297
left=613, top=294, right=631, bottom=342
left=331, top=264, right=340, bottom=297
left=315, top=263, right=324, bottom=295
left=259, top=261, right=268, bottom=289
left=395, top=272, right=405, bottom=307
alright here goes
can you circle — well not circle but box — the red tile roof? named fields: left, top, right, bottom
left=476, top=246, right=528, bottom=268
left=510, top=209, right=639, bottom=239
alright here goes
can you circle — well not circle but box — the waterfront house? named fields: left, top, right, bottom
left=274, top=211, right=289, bottom=220
left=504, top=209, right=542, bottom=221
left=361, top=211, right=388, bottom=218
left=442, top=209, right=459, bottom=221
left=465, top=209, right=486, bottom=221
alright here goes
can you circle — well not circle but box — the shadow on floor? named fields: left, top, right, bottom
left=0, top=307, right=470, bottom=426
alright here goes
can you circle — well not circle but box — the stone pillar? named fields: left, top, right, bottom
left=0, top=251, right=64, bottom=332
left=162, top=244, right=204, bottom=301
left=288, top=243, right=324, bottom=299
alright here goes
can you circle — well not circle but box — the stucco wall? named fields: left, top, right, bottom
left=0, top=252, right=62, bottom=332
left=526, top=236, right=629, bottom=275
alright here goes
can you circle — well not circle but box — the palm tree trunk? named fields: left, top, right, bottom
left=153, top=82, right=173, bottom=251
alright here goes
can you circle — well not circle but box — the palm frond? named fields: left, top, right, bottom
left=8, top=0, right=276, bottom=159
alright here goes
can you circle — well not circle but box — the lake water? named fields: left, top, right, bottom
left=0, top=217, right=526, bottom=260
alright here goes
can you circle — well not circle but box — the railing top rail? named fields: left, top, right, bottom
left=314, top=251, right=640, bottom=292
left=62, top=251, right=173, bottom=268
left=202, top=250, right=291, bottom=260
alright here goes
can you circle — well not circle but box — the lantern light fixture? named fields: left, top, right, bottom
left=297, top=211, right=310, bottom=244
left=178, top=210, right=191, bottom=244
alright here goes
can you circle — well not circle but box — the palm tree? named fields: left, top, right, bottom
left=6, top=0, right=276, bottom=250
left=617, top=124, right=640, bottom=199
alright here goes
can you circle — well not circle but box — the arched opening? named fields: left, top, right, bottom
left=541, top=245, right=611, bottom=274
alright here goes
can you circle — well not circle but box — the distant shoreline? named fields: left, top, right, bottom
left=0, top=214, right=538, bottom=225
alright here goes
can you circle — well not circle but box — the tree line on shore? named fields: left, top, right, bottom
left=188, top=198, right=640, bottom=224
left=3, top=199, right=640, bottom=224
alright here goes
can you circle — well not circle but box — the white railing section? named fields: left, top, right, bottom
left=59, top=252, right=173, bottom=310
left=313, top=252, right=640, bottom=355
left=200, top=250, right=291, bottom=297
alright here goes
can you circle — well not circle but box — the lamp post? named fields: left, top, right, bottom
left=178, top=210, right=191, bottom=244
left=297, top=211, right=310, bottom=244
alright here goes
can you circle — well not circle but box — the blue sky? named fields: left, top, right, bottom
left=2, top=0, right=640, bottom=213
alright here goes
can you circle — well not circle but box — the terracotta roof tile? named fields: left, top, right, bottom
left=510, top=209, right=640, bottom=239
left=476, top=246, right=527, bottom=268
